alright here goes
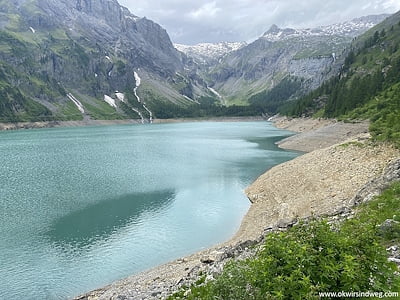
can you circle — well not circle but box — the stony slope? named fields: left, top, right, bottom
left=242, top=140, right=399, bottom=241
left=274, top=117, right=370, bottom=152
left=0, top=0, right=210, bottom=122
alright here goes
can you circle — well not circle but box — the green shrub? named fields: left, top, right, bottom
left=169, top=183, right=400, bottom=299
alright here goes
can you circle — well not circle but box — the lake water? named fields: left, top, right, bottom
left=0, top=121, right=299, bottom=299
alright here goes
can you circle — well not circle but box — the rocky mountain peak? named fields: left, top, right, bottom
left=0, top=0, right=193, bottom=123
left=75, top=0, right=119, bottom=13
left=24, top=0, right=182, bottom=73
left=175, top=42, right=247, bottom=64
left=264, top=24, right=280, bottom=35
left=261, top=14, right=389, bottom=42
left=73, top=0, right=142, bottom=27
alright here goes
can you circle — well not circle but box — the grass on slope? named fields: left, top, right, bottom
left=343, top=82, right=400, bottom=148
left=169, top=183, right=400, bottom=300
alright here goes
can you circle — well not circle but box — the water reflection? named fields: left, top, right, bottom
left=46, top=190, right=175, bottom=248
left=247, top=135, right=293, bottom=151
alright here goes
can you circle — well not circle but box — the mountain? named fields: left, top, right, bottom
left=174, top=42, right=246, bottom=65
left=0, top=3, right=394, bottom=123
left=262, top=15, right=389, bottom=41
left=0, top=0, right=209, bottom=122
left=285, top=11, right=400, bottom=147
left=204, top=14, right=389, bottom=105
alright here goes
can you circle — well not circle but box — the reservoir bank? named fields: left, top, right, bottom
left=0, top=120, right=298, bottom=299
left=76, top=117, right=400, bottom=300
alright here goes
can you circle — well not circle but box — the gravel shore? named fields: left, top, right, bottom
left=75, top=117, right=400, bottom=300
left=0, top=117, right=265, bottom=131
left=271, top=116, right=370, bottom=152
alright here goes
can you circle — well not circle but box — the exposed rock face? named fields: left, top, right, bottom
left=288, top=56, right=334, bottom=89
left=351, top=158, right=400, bottom=206
left=24, top=0, right=183, bottom=75
left=197, top=14, right=389, bottom=102
left=0, top=0, right=201, bottom=121
left=0, top=2, right=392, bottom=120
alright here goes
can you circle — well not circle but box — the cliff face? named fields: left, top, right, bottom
left=0, top=0, right=201, bottom=122
left=205, top=36, right=339, bottom=102
left=23, top=0, right=183, bottom=74
left=180, top=15, right=389, bottom=104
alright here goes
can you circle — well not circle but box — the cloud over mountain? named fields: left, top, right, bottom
left=118, top=0, right=400, bottom=44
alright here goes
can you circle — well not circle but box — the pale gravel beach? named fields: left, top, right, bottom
left=271, top=116, right=370, bottom=152
left=75, top=117, right=400, bottom=300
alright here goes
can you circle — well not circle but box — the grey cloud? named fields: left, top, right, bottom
left=118, top=0, right=400, bottom=44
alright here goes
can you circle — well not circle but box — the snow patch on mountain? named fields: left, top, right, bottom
left=208, top=87, right=222, bottom=99
left=115, top=92, right=126, bottom=103
left=67, top=93, right=85, bottom=113
left=104, top=95, right=117, bottom=108
left=182, top=95, right=200, bottom=104
left=134, top=71, right=141, bottom=87
left=175, top=42, right=246, bottom=60
left=132, top=71, right=153, bottom=123
left=262, top=14, right=389, bottom=42
left=133, top=71, right=141, bottom=103
left=124, top=15, right=141, bottom=22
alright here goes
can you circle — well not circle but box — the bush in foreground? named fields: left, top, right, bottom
left=169, top=183, right=400, bottom=299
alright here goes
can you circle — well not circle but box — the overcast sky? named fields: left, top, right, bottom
left=118, top=0, right=400, bottom=45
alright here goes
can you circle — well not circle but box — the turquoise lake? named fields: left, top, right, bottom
left=0, top=121, right=299, bottom=299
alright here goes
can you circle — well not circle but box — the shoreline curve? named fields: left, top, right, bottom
left=74, top=117, right=399, bottom=300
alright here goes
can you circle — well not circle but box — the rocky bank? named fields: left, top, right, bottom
left=75, top=117, right=400, bottom=300
left=0, top=117, right=265, bottom=131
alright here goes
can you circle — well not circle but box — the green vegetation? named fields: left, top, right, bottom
left=148, top=97, right=260, bottom=119
left=248, top=76, right=303, bottom=115
left=292, top=36, right=349, bottom=60
left=346, top=82, right=400, bottom=148
left=0, top=64, right=52, bottom=122
left=81, top=100, right=124, bottom=120
left=169, top=183, right=400, bottom=300
left=283, top=13, right=400, bottom=147
left=53, top=101, right=83, bottom=121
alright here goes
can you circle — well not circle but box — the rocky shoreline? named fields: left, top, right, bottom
left=0, top=116, right=265, bottom=131
left=75, top=117, right=400, bottom=300
left=0, top=119, right=141, bottom=131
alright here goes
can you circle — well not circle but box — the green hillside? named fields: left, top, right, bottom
left=284, top=12, right=400, bottom=147
left=0, top=26, right=128, bottom=122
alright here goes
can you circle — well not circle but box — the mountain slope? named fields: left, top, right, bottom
left=204, top=15, right=389, bottom=105
left=285, top=11, right=400, bottom=147
left=174, top=42, right=246, bottom=65
left=0, top=0, right=208, bottom=122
